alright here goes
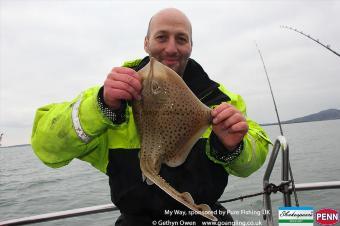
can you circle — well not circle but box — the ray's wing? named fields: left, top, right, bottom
left=149, top=60, right=212, bottom=167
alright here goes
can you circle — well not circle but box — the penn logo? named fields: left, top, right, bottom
left=315, top=208, right=339, bottom=225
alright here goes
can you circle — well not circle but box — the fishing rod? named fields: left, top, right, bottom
left=255, top=43, right=283, bottom=136
left=254, top=42, right=299, bottom=207
left=281, top=25, right=340, bottom=58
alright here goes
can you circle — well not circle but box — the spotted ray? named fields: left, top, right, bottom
left=132, top=57, right=217, bottom=221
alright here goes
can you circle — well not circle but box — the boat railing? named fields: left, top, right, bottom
left=1, top=136, right=340, bottom=226
left=263, top=136, right=340, bottom=225
left=0, top=204, right=118, bottom=226
left=263, top=135, right=290, bottom=226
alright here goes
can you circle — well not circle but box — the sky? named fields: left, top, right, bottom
left=0, top=0, right=339, bottom=146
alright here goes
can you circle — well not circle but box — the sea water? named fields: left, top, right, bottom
left=1, top=120, right=339, bottom=225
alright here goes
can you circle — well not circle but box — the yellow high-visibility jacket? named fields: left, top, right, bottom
left=31, top=57, right=271, bottom=219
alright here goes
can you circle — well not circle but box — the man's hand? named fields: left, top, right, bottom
left=211, top=103, right=248, bottom=151
left=103, top=67, right=142, bottom=110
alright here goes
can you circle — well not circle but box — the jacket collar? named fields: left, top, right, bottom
left=135, top=56, right=219, bottom=99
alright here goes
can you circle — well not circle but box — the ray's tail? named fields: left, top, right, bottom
left=141, top=164, right=218, bottom=221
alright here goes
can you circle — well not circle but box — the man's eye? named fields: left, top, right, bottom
left=177, top=37, right=188, bottom=44
left=156, top=35, right=166, bottom=42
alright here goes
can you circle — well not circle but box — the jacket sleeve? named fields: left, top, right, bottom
left=31, top=86, right=119, bottom=173
left=205, top=85, right=271, bottom=177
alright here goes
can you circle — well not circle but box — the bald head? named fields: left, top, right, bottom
left=144, top=8, right=193, bottom=76
left=146, top=8, right=192, bottom=44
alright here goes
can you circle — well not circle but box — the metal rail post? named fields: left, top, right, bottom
left=263, top=136, right=290, bottom=226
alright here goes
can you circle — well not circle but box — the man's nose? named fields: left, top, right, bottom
left=164, top=37, right=178, bottom=54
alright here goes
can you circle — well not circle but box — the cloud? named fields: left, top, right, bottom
left=1, top=0, right=339, bottom=145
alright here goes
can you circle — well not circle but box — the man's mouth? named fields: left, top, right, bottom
left=162, top=58, right=178, bottom=66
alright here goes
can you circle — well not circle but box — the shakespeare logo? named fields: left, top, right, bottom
left=278, top=206, right=313, bottom=225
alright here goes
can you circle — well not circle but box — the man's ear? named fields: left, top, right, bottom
left=144, top=36, right=149, bottom=53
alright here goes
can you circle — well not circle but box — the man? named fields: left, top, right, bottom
left=31, top=8, right=270, bottom=225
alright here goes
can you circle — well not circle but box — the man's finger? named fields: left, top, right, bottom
left=227, top=121, right=249, bottom=133
left=108, top=72, right=142, bottom=93
left=220, top=113, right=245, bottom=129
left=111, top=67, right=140, bottom=80
left=211, top=103, right=233, bottom=117
left=105, top=88, right=134, bottom=102
left=105, top=80, right=141, bottom=100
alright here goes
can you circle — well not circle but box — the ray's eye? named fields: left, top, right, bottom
left=151, top=80, right=161, bottom=95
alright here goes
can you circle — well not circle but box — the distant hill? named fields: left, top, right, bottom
left=261, top=109, right=340, bottom=126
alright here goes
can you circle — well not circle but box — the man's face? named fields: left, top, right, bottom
left=144, top=13, right=192, bottom=76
